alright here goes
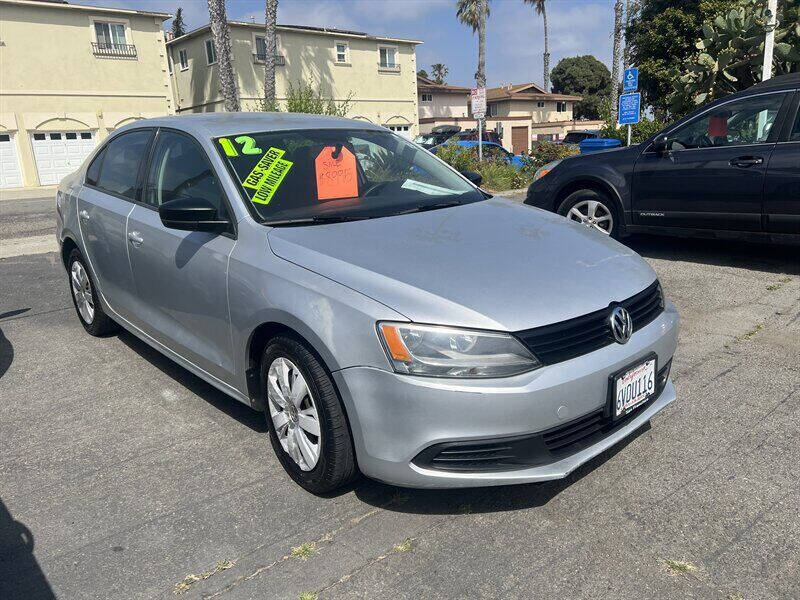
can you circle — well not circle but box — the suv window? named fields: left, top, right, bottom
left=95, top=130, right=153, bottom=199
left=144, top=130, right=226, bottom=215
left=791, top=104, right=800, bottom=142
left=668, top=93, right=786, bottom=150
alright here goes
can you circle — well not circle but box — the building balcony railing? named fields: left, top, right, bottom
left=377, top=63, right=400, bottom=72
left=91, top=42, right=137, bottom=58
left=253, top=53, right=286, bottom=65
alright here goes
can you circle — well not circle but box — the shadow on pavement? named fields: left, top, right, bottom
left=625, top=234, right=800, bottom=275
left=351, top=423, right=651, bottom=514
left=0, top=326, right=12, bottom=379
left=0, top=308, right=31, bottom=321
left=0, top=500, right=56, bottom=600
left=117, top=330, right=267, bottom=433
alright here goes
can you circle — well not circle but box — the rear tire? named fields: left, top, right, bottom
left=67, top=248, right=119, bottom=337
left=557, top=189, right=620, bottom=239
left=261, top=335, right=358, bottom=494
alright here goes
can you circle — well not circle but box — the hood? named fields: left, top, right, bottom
left=268, top=198, right=657, bottom=332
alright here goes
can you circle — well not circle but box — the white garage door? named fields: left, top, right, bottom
left=0, top=133, right=23, bottom=188
left=385, top=124, right=412, bottom=140
left=31, top=131, right=96, bottom=186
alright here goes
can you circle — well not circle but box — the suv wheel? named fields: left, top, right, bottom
left=558, top=190, right=619, bottom=238
left=67, top=248, right=120, bottom=336
left=261, top=335, right=358, bottom=494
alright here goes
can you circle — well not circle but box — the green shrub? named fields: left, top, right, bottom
left=526, top=141, right=579, bottom=169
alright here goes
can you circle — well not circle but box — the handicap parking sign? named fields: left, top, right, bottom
left=623, top=67, right=638, bottom=92
left=618, top=92, right=641, bottom=125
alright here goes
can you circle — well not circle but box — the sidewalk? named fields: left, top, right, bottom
left=0, top=186, right=57, bottom=203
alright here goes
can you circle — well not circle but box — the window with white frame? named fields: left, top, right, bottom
left=179, top=49, right=188, bottom=70
left=94, top=21, right=126, bottom=48
left=556, top=101, right=567, bottom=112
left=489, top=103, right=498, bottom=117
left=335, top=41, right=349, bottom=63
left=537, top=101, right=545, bottom=108
left=420, top=93, right=433, bottom=103
left=205, top=39, right=217, bottom=65
left=379, top=46, right=397, bottom=68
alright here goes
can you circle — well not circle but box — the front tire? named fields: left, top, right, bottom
left=67, top=248, right=119, bottom=336
left=557, top=189, right=620, bottom=238
left=261, top=335, right=358, bottom=494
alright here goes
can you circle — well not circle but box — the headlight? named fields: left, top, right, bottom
left=533, top=159, right=562, bottom=181
left=377, top=322, right=540, bottom=378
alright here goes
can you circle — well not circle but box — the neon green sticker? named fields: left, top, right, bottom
left=218, top=137, right=238, bottom=157
left=242, top=147, right=285, bottom=189
left=235, top=135, right=263, bottom=155
left=251, top=158, right=293, bottom=205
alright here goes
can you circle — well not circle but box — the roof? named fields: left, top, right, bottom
left=0, top=0, right=171, bottom=18
left=417, top=74, right=471, bottom=94
left=169, top=22, right=422, bottom=46
left=487, top=82, right=581, bottom=103
left=115, top=112, right=386, bottom=139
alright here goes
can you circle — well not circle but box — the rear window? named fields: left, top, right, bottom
left=216, top=128, right=481, bottom=223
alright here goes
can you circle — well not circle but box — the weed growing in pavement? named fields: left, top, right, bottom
left=291, top=542, right=317, bottom=560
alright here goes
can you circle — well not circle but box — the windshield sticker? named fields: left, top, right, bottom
left=315, top=145, right=358, bottom=201
left=401, top=179, right=452, bottom=196
left=251, top=158, right=293, bottom=205
left=242, top=147, right=286, bottom=190
left=235, top=135, right=263, bottom=155
left=218, top=137, right=239, bottom=157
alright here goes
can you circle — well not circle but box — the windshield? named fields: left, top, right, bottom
left=215, top=128, right=482, bottom=224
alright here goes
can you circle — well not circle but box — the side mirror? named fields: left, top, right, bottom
left=650, top=134, right=671, bottom=154
left=461, top=170, right=482, bottom=186
left=158, top=197, right=229, bottom=232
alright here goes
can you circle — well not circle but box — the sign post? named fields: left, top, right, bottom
left=471, top=87, right=487, bottom=161
left=620, top=67, right=639, bottom=145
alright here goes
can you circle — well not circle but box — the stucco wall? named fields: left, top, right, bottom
left=169, top=25, right=419, bottom=134
left=0, top=1, right=172, bottom=187
left=418, top=92, right=469, bottom=120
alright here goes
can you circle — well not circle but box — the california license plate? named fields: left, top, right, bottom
left=612, top=358, right=656, bottom=419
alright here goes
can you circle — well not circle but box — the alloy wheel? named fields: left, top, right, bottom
left=567, top=200, right=614, bottom=235
left=70, top=261, right=95, bottom=324
left=267, top=357, right=322, bottom=471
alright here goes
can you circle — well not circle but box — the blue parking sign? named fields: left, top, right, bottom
left=618, top=92, right=641, bottom=125
left=623, top=67, right=638, bottom=92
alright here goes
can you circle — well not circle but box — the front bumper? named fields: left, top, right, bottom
left=333, top=301, right=679, bottom=488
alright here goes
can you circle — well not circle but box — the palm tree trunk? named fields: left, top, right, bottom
left=476, top=0, right=486, bottom=88
left=610, top=0, right=623, bottom=122
left=208, top=0, right=240, bottom=112
left=541, top=3, right=550, bottom=92
left=264, top=0, right=278, bottom=109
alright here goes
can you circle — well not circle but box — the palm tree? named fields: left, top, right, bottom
left=610, top=0, right=624, bottom=122
left=431, top=63, right=449, bottom=84
left=457, top=0, right=490, bottom=88
left=264, top=0, right=279, bottom=110
left=207, top=0, right=240, bottom=111
left=523, top=0, right=550, bottom=92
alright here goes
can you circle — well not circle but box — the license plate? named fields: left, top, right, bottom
left=612, top=358, right=656, bottom=419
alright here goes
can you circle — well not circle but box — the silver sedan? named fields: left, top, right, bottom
left=56, top=113, right=679, bottom=492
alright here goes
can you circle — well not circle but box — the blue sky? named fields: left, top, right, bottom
left=82, top=0, right=619, bottom=88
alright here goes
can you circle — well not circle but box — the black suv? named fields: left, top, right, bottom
left=525, top=73, right=800, bottom=243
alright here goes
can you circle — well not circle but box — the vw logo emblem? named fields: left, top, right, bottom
left=609, top=306, right=633, bottom=344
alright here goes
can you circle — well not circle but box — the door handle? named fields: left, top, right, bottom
left=127, top=231, right=144, bottom=247
left=729, top=156, right=763, bottom=168
left=79, top=209, right=90, bottom=221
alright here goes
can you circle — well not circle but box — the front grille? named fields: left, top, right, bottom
left=413, top=360, right=672, bottom=473
left=515, top=280, right=664, bottom=365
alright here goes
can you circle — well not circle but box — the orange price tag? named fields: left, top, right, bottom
left=315, top=145, right=358, bottom=201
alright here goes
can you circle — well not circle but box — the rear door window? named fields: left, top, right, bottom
left=95, top=129, right=153, bottom=199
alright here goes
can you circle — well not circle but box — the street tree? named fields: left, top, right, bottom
left=417, top=69, right=429, bottom=79
left=171, top=7, right=186, bottom=38
left=431, top=63, right=449, bottom=84
left=523, top=0, right=550, bottom=92
left=457, top=0, right=490, bottom=88
left=263, top=0, right=279, bottom=110
left=551, top=55, right=612, bottom=120
left=207, top=0, right=240, bottom=111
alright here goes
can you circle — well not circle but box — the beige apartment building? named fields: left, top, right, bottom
left=418, top=76, right=601, bottom=154
left=0, top=0, right=173, bottom=189
left=167, top=23, right=421, bottom=139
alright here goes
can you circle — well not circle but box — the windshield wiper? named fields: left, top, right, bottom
left=389, top=201, right=462, bottom=216
left=264, top=214, right=373, bottom=227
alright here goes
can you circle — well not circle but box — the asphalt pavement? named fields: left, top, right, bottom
left=1, top=230, right=799, bottom=599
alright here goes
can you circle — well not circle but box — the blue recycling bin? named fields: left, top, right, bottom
left=579, top=138, right=622, bottom=154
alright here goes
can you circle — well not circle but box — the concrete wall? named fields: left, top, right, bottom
left=0, top=0, right=172, bottom=187
left=169, top=25, right=419, bottom=134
